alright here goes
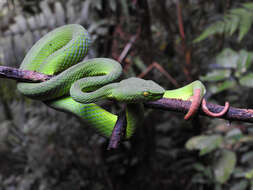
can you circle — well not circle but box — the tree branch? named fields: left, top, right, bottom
left=1, top=66, right=253, bottom=149
left=145, top=98, right=253, bottom=123
left=117, top=33, right=139, bottom=63
left=107, top=109, right=127, bottom=150
left=0, top=65, right=253, bottom=123
left=0, top=66, right=53, bottom=82
left=138, top=62, right=179, bottom=87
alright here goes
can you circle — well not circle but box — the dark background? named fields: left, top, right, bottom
left=0, top=0, right=253, bottom=189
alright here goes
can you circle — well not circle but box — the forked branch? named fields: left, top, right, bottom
left=0, top=66, right=252, bottom=122
left=0, top=66, right=252, bottom=149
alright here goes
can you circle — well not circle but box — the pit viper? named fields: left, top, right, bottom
left=17, top=24, right=228, bottom=138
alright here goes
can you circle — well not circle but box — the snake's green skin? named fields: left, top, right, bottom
left=17, top=24, right=206, bottom=138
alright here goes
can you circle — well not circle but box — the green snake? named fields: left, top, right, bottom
left=17, top=24, right=229, bottom=138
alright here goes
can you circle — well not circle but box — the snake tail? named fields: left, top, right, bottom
left=17, top=23, right=215, bottom=138
left=163, top=80, right=206, bottom=119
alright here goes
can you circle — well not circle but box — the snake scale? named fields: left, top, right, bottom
left=17, top=24, right=227, bottom=139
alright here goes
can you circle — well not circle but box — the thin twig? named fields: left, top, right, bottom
left=107, top=109, right=127, bottom=150
left=117, top=31, right=139, bottom=63
left=138, top=62, right=179, bottom=87
left=176, top=1, right=192, bottom=81
left=176, top=2, right=185, bottom=41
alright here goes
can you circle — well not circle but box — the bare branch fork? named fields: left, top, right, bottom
left=0, top=66, right=253, bottom=149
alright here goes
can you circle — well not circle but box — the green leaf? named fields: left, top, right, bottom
left=213, top=150, right=236, bottom=184
left=243, top=2, right=253, bottom=10
left=194, top=3, right=253, bottom=42
left=209, top=80, right=236, bottom=94
left=193, top=163, right=213, bottom=179
left=245, top=169, right=253, bottom=179
left=200, top=70, right=231, bottom=82
left=216, top=48, right=238, bottom=68
left=237, top=50, right=253, bottom=74
left=133, top=57, right=147, bottom=71
left=185, top=135, right=223, bottom=156
left=92, top=0, right=102, bottom=10
left=241, top=152, right=253, bottom=163
left=230, top=180, right=248, bottom=190
left=193, top=21, right=225, bottom=43
left=225, top=14, right=240, bottom=36
left=225, top=129, right=244, bottom=145
left=193, top=163, right=206, bottom=172
left=212, top=48, right=253, bottom=73
left=237, top=10, right=253, bottom=41
left=233, top=167, right=247, bottom=178
left=109, top=0, right=116, bottom=11
left=201, top=48, right=253, bottom=94
left=226, top=128, right=243, bottom=139
left=239, top=73, right=253, bottom=87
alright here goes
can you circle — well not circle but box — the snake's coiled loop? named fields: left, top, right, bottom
left=17, top=24, right=160, bottom=138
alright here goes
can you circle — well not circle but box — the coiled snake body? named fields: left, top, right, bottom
left=17, top=24, right=219, bottom=138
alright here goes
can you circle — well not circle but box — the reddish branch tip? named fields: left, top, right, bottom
left=23, top=70, right=52, bottom=82
left=184, top=89, right=202, bottom=120
left=202, top=99, right=230, bottom=117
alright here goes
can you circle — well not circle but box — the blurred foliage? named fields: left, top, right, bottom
left=194, top=2, right=253, bottom=42
left=200, top=48, right=253, bottom=94
left=1, top=0, right=253, bottom=190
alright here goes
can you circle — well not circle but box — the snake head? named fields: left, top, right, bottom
left=110, top=78, right=165, bottom=103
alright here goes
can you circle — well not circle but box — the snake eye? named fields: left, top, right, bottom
left=143, top=91, right=149, bottom=96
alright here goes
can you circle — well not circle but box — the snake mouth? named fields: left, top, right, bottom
left=148, top=92, right=164, bottom=101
